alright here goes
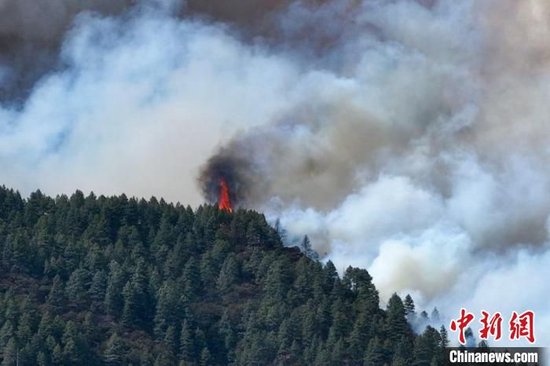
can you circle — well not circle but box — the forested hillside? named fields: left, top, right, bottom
left=0, top=186, right=447, bottom=365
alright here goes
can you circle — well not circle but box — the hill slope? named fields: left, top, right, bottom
left=0, top=187, right=446, bottom=365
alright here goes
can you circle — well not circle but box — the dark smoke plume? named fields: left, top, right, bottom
left=0, top=0, right=136, bottom=102
left=0, top=0, right=293, bottom=103
left=198, top=147, right=260, bottom=208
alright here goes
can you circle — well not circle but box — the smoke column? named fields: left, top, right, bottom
left=2, top=0, right=550, bottom=344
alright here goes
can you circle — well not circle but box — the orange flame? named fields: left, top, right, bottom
left=218, top=177, right=233, bottom=212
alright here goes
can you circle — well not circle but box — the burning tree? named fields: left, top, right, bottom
left=218, top=177, right=233, bottom=212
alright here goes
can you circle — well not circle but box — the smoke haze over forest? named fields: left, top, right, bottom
left=1, top=0, right=549, bottom=344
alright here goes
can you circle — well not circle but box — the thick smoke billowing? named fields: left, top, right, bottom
left=0, top=0, right=135, bottom=101
left=2, top=0, right=550, bottom=345
left=198, top=147, right=260, bottom=207
left=0, top=0, right=288, bottom=101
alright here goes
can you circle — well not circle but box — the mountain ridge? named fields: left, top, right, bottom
left=0, top=186, right=447, bottom=365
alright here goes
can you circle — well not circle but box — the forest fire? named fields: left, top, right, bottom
left=218, top=177, right=233, bottom=212
left=199, top=152, right=250, bottom=211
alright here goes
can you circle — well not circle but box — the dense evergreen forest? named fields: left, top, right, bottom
left=0, top=186, right=449, bottom=365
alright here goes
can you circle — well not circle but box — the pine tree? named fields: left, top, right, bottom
left=46, top=275, right=65, bottom=312
left=404, top=294, right=415, bottom=316
left=1, top=337, right=17, bottom=366
left=121, top=261, right=153, bottom=329
left=386, top=293, right=410, bottom=345
left=392, top=356, right=408, bottom=366
left=218, top=310, right=236, bottom=363
left=103, top=333, right=125, bottom=366
left=51, top=343, right=63, bottom=365
left=431, top=307, right=440, bottom=323
left=16, top=311, right=35, bottom=344
left=394, top=335, right=414, bottom=365
left=163, top=326, right=178, bottom=358
left=154, top=350, right=175, bottom=366
left=216, top=254, right=239, bottom=291
left=322, top=260, right=339, bottom=292
left=440, top=325, right=449, bottom=348
left=365, top=336, right=385, bottom=366
left=153, top=280, right=181, bottom=338
left=121, top=280, right=137, bottom=327
left=179, top=320, right=195, bottom=362
left=62, top=320, right=87, bottom=364
left=348, top=310, right=370, bottom=361
left=89, top=270, right=107, bottom=310
left=36, top=351, right=48, bottom=366
left=182, top=258, right=201, bottom=301
left=199, top=347, right=212, bottom=366
left=66, top=267, right=91, bottom=309
left=105, top=261, right=125, bottom=318
left=413, top=326, right=441, bottom=366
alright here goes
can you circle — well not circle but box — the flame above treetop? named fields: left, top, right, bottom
left=218, top=177, right=233, bottom=212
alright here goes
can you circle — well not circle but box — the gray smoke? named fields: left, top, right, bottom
left=203, top=0, right=550, bottom=344
left=1, top=0, right=549, bottom=345
left=0, top=0, right=291, bottom=101
left=198, top=146, right=262, bottom=207
left=0, top=0, right=136, bottom=101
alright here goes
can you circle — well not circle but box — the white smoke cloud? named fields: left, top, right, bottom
left=260, top=0, right=550, bottom=346
left=0, top=7, right=298, bottom=204
left=1, top=0, right=550, bottom=346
